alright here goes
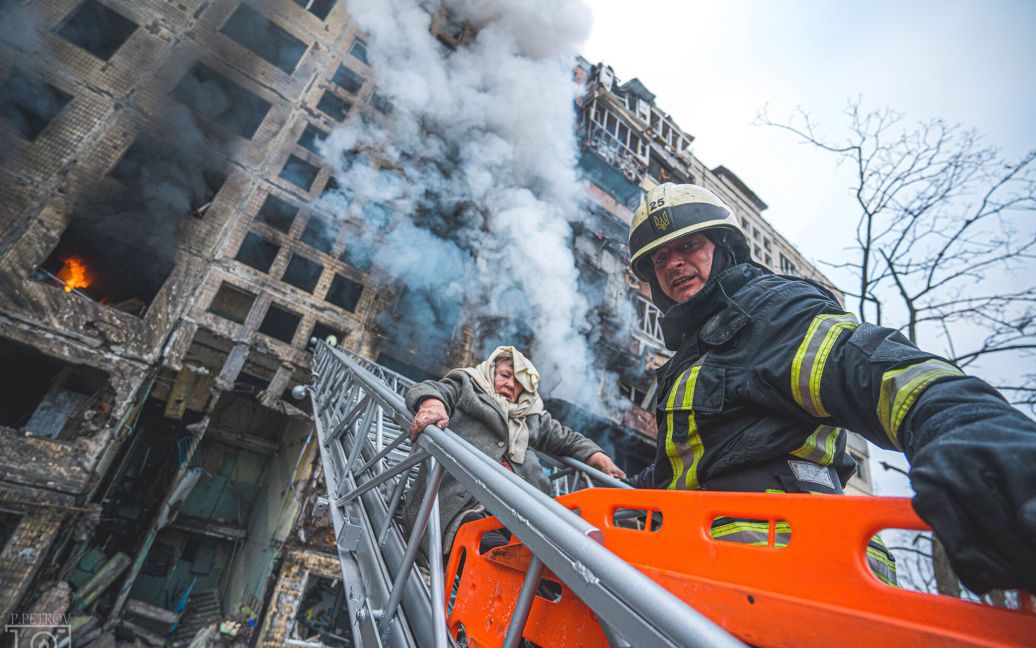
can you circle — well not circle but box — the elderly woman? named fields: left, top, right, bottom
left=403, top=346, right=624, bottom=553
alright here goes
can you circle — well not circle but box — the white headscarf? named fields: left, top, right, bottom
left=455, top=346, right=544, bottom=463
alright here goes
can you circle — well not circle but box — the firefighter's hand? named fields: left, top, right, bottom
left=587, top=452, right=626, bottom=479
left=410, top=398, right=449, bottom=442
left=909, top=428, right=1036, bottom=595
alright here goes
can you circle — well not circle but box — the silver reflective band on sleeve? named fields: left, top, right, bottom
left=877, top=358, right=964, bottom=450
left=790, top=313, right=859, bottom=418
left=790, top=425, right=841, bottom=465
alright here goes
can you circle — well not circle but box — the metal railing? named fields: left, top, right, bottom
left=307, top=343, right=740, bottom=648
left=634, top=293, right=665, bottom=347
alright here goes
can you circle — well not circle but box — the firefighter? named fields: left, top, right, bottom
left=625, top=182, right=1036, bottom=595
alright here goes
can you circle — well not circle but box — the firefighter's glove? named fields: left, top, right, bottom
left=909, top=421, right=1036, bottom=595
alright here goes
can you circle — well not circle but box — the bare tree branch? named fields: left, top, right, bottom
left=762, top=100, right=1036, bottom=412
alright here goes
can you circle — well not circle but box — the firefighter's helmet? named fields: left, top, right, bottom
left=628, top=183, right=750, bottom=281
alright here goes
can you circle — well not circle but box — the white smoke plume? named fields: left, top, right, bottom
left=320, top=0, right=608, bottom=406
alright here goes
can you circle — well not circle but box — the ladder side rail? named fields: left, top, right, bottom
left=309, top=384, right=419, bottom=648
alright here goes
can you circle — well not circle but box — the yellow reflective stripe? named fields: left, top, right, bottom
left=791, top=314, right=859, bottom=417
left=820, top=426, right=839, bottom=465
left=662, top=357, right=708, bottom=491
left=866, top=545, right=898, bottom=586
left=790, top=426, right=821, bottom=460
left=877, top=359, right=963, bottom=449
left=682, top=365, right=704, bottom=490
left=710, top=519, right=792, bottom=547
left=663, top=369, right=688, bottom=491
left=790, top=317, right=825, bottom=411
left=790, top=425, right=841, bottom=466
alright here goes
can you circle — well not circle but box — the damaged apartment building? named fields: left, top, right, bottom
left=0, top=1, right=872, bottom=647
left=0, top=0, right=420, bottom=645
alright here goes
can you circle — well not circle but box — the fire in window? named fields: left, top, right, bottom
left=35, top=216, right=175, bottom=315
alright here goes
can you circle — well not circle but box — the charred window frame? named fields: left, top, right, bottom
left=56, top=0, right=138, bottom=61
left=279, top=154, right=320, bottom=192
left=172, top=62, right=272, bottom=140
left=259, top=304, right=301, bottom=344
left=339, top=237, right=373, bottom=272
left=0, top=337, right=111, bottom=439
left=297, top=124, right=328, bottom=156
left=0, top=67, right=72, bottom=142
left=37, top=216, right=175, bottom=315
left=348, top=38, right=369, bottom=65
left=0, top=510, right=24, bottom=550
left=235, top=233, right=280, bottom=273
left=316, top=91, right=351, bottom=122
left=331, top=64, right=365, bottom=94
left=309, top=321, right=345, bottom=347
left=300, top=214, right=340, bottom=255
left=325, top=274, right=363, bottom=312
left=208, top=282, right=256, bottom=324
left=109, top=133, right=227, bottom=214
left=292, top=0, right=336, bottom=21
left=290, top=575, right=349, bottom=645
left=255, top=193, right=299, bottom=233
left=220, top=4, right=307, bottom=75
left=281, top=253, right=323, bottom=293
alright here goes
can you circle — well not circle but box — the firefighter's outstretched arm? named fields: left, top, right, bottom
left=763, top=289, right=1036, bottom=595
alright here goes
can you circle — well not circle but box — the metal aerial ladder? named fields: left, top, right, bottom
left=304, top=342, right=1036, bottom=648
left=304, top=342, right=739, bottom=648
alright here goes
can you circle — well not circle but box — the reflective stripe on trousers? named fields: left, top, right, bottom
left=708, top=517, right=898, bottom=587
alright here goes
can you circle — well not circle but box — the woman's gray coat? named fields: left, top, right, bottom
left=401, top=371, right=603, bottom=553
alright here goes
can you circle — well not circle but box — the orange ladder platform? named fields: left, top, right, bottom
left=445, top=490, right=1036, bottom=647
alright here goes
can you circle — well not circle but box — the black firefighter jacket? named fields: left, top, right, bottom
left=628, top=263, right=1036, bottom=594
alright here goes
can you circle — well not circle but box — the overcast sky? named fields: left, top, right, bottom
left=581, top=0, right=1036, bottom=495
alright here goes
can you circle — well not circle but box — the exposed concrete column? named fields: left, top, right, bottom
left=0, top=509, right=64, bottom=621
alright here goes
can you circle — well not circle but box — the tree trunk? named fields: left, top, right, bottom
left=932, top=537, right=961, bottom=598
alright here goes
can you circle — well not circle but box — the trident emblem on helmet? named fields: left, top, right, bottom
left=651, top=210, right=671, bottom=231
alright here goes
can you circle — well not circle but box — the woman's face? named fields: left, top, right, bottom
left=493, top=359, right=524, bottom=403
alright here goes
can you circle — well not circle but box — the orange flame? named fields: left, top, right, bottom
left=57, top=257, right=90, bottom=293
